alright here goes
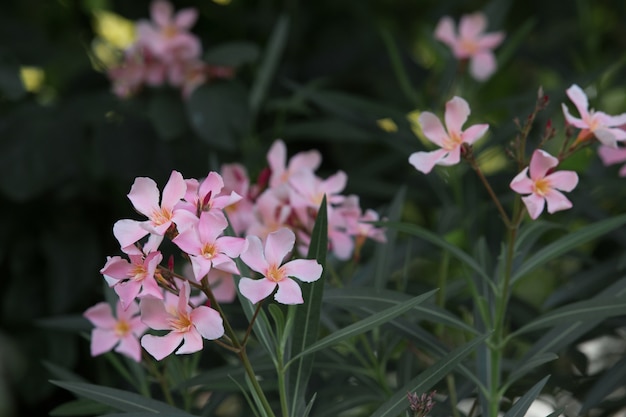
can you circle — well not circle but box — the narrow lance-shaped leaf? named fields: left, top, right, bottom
left=50, top=381, right=194, bottom=415
left=502, top=375, right=550, bottom=417
left=287, top=289, right=438, bottom=365
left=511, top=214, right=626, bottom=284
left=370, top=334, right=488, bottom=417
left=288, top=196, right=328, bottom=416
left=580, top=354, right=626, bottom=413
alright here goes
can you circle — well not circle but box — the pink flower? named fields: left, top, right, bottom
left=172, top=210, right=245, bottom=280
left=561, top=84, right=626, bottom=148
left=100, top=251, right=164, bottom=308
left=598, top=145, right=626, bottom=177
left=83, top=300, right=147, bottom=362
left=435, top=12, right=505, bottom=81
left=113, top=170, right=197, bottom=249
left=140, top=281, right=224, bottom=360
left=409, top=96, right=489, bottom=174
left=136, top=0, right=201, bottom=63
left=510, top=149, right=579, bottom=220
left=239, top=228, right=323, bottom=305
left=178, top=171, right=242, bottom=216
left=267, top=139, right=322, bottom=190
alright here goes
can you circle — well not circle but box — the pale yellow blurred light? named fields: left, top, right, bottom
left=212, top=0, right=232, bottom=4
left=91, top=38, right=121, bottom=69
left=476, top=146, right=508, bottom=175
left=407, top=110, right=431, bottom=147
left=19, top=67, right=45, bottom=92
left=376, top=118, right=398, bottom=133
left=93, top=10, right=136, bottom=49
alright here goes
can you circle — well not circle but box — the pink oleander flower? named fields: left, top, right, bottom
left=136, top=0, right=201, bottom=63
left=435, top=12, right=505, bottom=81
left=113, top=170, right=197, bottom=249
left=409, top=96, right=489, bottom=174
left=510, top=149, right=579, bottom=220
left=220, top=163, right=256, bottom=235
left=239, top=228, right=323, bottom=305
left=267, top=139, right=322, bottom=191
left=178, top=171, right=242, bottom=216
left=140, top=281, right=224, bottom=360
left=83, top=300, right=147, bottom=362
left=598, top=144, right=626, bottom=177
left=172, top=210, right=245, bottom=280
left=561, top=84, right=626, bottom=148
left=100, top=251, right=164, bottom=309
left=246, top=189, right=293, bottom=243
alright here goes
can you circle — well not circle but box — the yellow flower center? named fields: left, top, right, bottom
left=114, top=319, right=131, bottom=337
left=266, top=265, right=284, bottom=283
left=443, top=131, right=463, bottom=151
left=151, top=207, right=172, bottom=226
left=533, top=178, right=551, bottom=196
left=201, top=243, right=217, bottom=259
left=163, top=24, right=178, bottom=39
left=168, top=312, right=193, bottom=333
left=460, top=38, right=479, bottom=55
left=129, top=264, right=147, bottom=281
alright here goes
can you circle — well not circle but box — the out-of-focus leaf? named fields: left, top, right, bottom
left=204, top=41, right=260, bottom=67
left=50, top=381, right=194, bottom=415
left=43, top=361, right=89, bottom=383
left=148, top=91, right=188, bottom=140
left=280, top=118, right=375, bottom=143
left=511, top=297, right=626, bottom=336
left=512, top=214, right=626, bottom=284
left=580, top=354, right=626, bottom=413
left=49, top=398, right=110, bottom=416
left=0, top=48, right=26, bottom=100
left=176, top=355, right=275, bottom=390
left=249, top=15, right=289, bottom=118
left=186, top=81, right=249, bottom=151
left=502, top=375, right=550, bottom=417
left=288, top=289, right=437, bottom=363
left=370, top=335, right=488, bottom=417
left=289, top=197, right=328, bottom=416
left=504, top=353, right=558, bottom=390
left=37, top=315, right=92, bottom=333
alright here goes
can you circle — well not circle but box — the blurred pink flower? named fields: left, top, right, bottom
left=510, top=149, right=579, bottom=219
left=435, top=12, right=504, bottom=81
left=598, top=144, right=626, bottom=177
left=409, top=96, right=488, bottom=173
left=140, top=281, right=224, bottom=360
left=84, top=300, right=147, bottom=362
left=561, top=84, right=626, bottom=148
left=239, top=228, right=323, bottom=305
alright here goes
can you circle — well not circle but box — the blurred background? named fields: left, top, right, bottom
left=1, top=0, right=625, bottom=416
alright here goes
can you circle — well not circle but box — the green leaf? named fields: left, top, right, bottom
left=148, top=91, right=188, bottom=141
left=43, top=361, right=89, bottom=384
left=502, top=375, right=550, bottom=417
left=280, top=118, right=375, bottom=144
left=511, top=297, right=626, bottom=337
left=49, top=398, right=110, bottom=416
left=249, top=14, right=289, bottom=118
left=177, top=358, right=276, bottom=390
left=288, top=196, right=328, bottom=416
left=204, top=41, right=260, bottom=67
left=370, top=335, right=488, bottom=417
left=382, top=221, right=492, bottom=283
left=580, top=354, right=626, bottom=413
left=287, top=289, right=438, bottom=365
left=373, top=186, right=405, bottom=291
left=323, top=287, right=478, bottom=334
left=511, top=214, right=626, bottom=284
left=504, top=353, right=558, bottom=390
left=186, top=80, right=250, bottom=151
left=0, top=49, right=26, bottom=100
left=50, top=381, right=194, bottom=415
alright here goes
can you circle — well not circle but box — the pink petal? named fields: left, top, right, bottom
left=461, top=123, right=489, bottom=145
left=173, top=228, right=202, bottom=256
left=477, top=32, right=505, bottom=50
left=435, top=146, right=462, bottom=166
left=115, top=334, right=143, bottom=362
left=113, top=219, right=150, bottom=249
left=561, top=103, right=586, bottom=129
left=265, top=228, right=296, bottom=266
left=274, top=278, right=304, bottom=304
left=140, top=297, right=171, bottom=330
left=323, top=171, right=348, bottom=195
left=566, top=84, right=590, bottom=120
left=599, top=112, right=626, bottom=127
left=598, top=145, right=626, bottom=166
left=141, top=332, right=182, bottom=361
left=289, top=149, right=322, bottom=171
left=100, top=256, right=132, bottom=280
left=128, top=177, right=160, bottom=217
left=240, top=235, right=269, bottom=274
left=84, top=302, right=116, bottom=328
left=528, top=150, right=558, bottom=181
left=522, top=194, right=545, bottom=220
left=176, top=329, right=204, bottom=355
left=211, top=255, right=240, bottom=275
left=114, top=280, right=142, bottom=310
left=469, top=51, right=497, bottom=81
left=198, top=172, right=225, bottom=202
left=408, top=149, right=450, bottom=174
left=282, top=259, right=323, bottom=283
left=595, top=128, right=626, bottom=148
left=546, top=171, right=578, bottom=192
left=239, top=277, right=276, bottom=304
left=208, top=270, right=236, bottom=303
left=329, top=229, right=355, bottom=260
left=459, top=12, right=487, bottom=40
left=116, top=299, right=139, bottom=320
left=418, top=112, right=448, bottom=147
left=189, top=255, right=213, bottom=281
left=190, top=306, right=224, bottom=340
left=172, top=209, right=199, bottom=233
left=544, top=190, right=573, bottom=214
left=90, top=328, right=119, bottom=356
left=434, top=16, right=457, bottom=47
left=267, top=140, right=287, bottom=180
left=510, top=168, right=533, bottom=194
left=445, top=96, right=470, bottom=135
left=216, top=236, right=246, bottom=258
left=161, top=171, right=186, bottom=210
left=174, top=8, right=198, bottom=29
left=151, top=0, right=173, bottom=28
left=198, top=211, right=227, bottom=243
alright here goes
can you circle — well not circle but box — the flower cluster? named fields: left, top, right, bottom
left=409, top=84, right=626, bottom=220
left=107, top=0, right=234, bottom=98
left=84, top=140, right=385, bottom=362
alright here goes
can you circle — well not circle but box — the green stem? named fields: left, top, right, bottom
left=379, top=26, right=420, bottom=106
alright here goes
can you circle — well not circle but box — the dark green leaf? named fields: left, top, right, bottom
left=148, top=91, right=188, bottom=140
left=49, top=398, right=110, bottom=416
left=581, top=354, right=626, bottom=413
left=503, top=375, right=550, bottom=417
left=204, top=41, right=260, bottom=67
